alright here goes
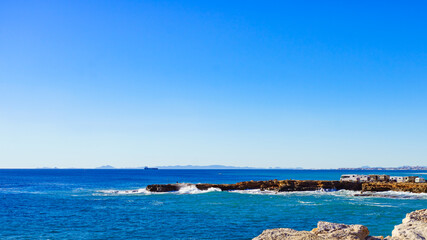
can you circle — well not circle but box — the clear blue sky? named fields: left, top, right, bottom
left=1, top=1, right=426, bottom=168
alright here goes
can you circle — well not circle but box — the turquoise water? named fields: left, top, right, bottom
left=1, top=169, right=427, bottom=239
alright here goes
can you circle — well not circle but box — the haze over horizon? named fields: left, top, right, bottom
left=9, top=164, right=427, bottom=170
left=1, top=1, right=426, bottom=168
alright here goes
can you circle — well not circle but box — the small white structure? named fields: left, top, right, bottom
left=340, top=175, right=359, bottom=182
left=340, top=175, right=370, bottom=182
left=404, top=176, right=417, bottom=183
left=415, top=177, right=426, bottom=183
left=390, top=176, right=404, bottom=183
left=369, top=175, right=390, bottom=182
left=359, top=175, right=371, bottom=182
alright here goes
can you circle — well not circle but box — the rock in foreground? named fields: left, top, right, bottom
left=253, top=209, right=427, bottom=240
left=253, top=221, right=370, bottom=240
left=391, top=209, right=427, bottom=240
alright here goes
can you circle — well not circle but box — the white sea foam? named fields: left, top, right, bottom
left=230, top=189, right=346, bottom=197
left=150, top=200, right=164, bottom=206
left=96, top=184, right=221, bottom=196
left=359, top=190, right=427, bottom=199
left=229, top=189, right=427, bottom=199
left=296, top=200, right=319, bottom=206
left=176, top=184, right=221, bottom=194
left=96, top=184, right=427, bottom=199
left=0, top=188, right=44, bottom=194
left=97, top=188, right=152, bottom=195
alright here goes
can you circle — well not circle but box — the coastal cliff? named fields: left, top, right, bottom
left=146, top=180, right=427, bottom=193
left=253, top=209, right=427, bottom=240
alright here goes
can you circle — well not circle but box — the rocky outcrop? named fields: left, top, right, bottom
left=362, top=182, right=427, bottom=193
left=146, top=180, right=427, bottom=194
left=145, top=184, right=179, bottom=192
left=313, top=221, right=370, bottom=240
left=253, top=221, right=370, bottom=240
left=146, top=180, right=363, bottom=192
left=253, top=228, right=319, bottom=240
left=253, top=209, right=427, bottom=240
left=390, top=209, right=427, bottom=239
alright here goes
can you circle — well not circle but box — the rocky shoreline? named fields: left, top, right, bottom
left=146, top=180, right=427, bottom=193
left=253, top=209, right=427, bottom=240
left=145, top=181, right=427, bottom=239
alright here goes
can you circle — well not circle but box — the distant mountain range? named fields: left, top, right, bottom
left=154, top=165, right=258, bottom=169
left=338, top=166, right=427, bottom=170
left=37, top=165, right=427, bottom=170
left=94, top=165, right=303, bottom=170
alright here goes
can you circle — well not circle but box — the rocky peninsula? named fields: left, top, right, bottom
left=146, top=180, right=427, bottom=193
left=253, top=209, right=427, bottom=240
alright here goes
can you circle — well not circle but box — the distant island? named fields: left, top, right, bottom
left=95, top=165, right=116, bottom=169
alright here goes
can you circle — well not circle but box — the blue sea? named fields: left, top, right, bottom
left=1, top=169, right=427, bottom=239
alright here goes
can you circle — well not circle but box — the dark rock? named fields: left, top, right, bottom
left=145, top=184, right=179, bottom=192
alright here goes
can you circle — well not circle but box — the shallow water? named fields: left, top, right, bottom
left=1, top=169, right=426, bottom=239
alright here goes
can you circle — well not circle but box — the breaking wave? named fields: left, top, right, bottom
left=96, top=184, right=221, bottom=196
left=97, top=188, right=152, bottom=195
left=176, top=184, right=221, bottom=194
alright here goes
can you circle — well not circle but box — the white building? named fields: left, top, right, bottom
left=390, top=176, right=404, bottom=183
left=340, top=175, right=370, bottom=182
left=340, top=175, right=359, bottom=182
left=415, top=177, right=426, bottom=183
left=359, top=175, right=371, bottom=182
left=369, top=175, right=390, bottom=182
left=404, top=176, right=417, bottom=182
